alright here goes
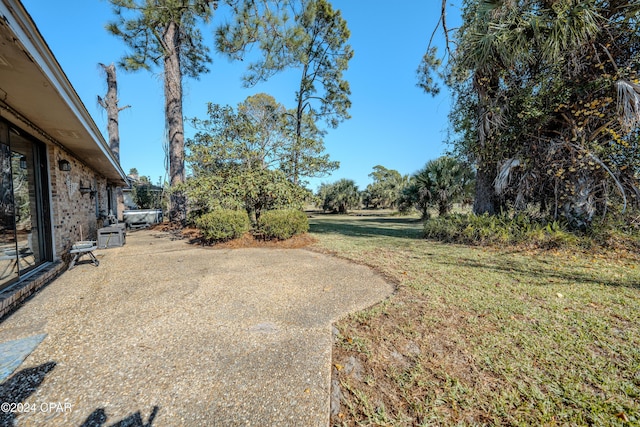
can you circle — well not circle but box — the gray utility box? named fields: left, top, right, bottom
left=97, top=226, right=126, bottom=249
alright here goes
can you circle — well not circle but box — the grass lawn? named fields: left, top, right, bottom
left=308, top=213, right=640, bottom=426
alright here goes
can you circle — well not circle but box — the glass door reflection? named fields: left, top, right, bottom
left=0, top=121, right=47, bottom=289
left=0, top=121, right=18, bottom=284
left=11, top=136, right=41, bottom=277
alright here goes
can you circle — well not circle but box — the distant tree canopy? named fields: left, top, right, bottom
left=362, top=165, right=410, bottom=209
left=127, top=167, right=163, bottom=209
left=421, top=0, right=640, bottom=229
left=317, top=179, right=360, bottom=214
left=132, top=182, right=163, bottom=210
left=187, top=93, right=337, bottom=185
left=400, top=156, right=474, bottom=218
left=217, top=0, right=351, bottom=185
left=187, top=94, right=288, bottom=175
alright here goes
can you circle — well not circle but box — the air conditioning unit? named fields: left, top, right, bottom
left=97, top=225, right=126, bottom=248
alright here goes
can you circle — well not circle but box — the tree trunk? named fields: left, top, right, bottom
left=438, top=202, right=449, bottom=217
left=98, top=63, right=129, bottom=221
left=472, top=70, right=500, bottom=216
left=99, top=63, right=122, bottom=161
left=164, top=21, right=186, bottom=223
left=473, top=163, right=497, bottom=215
left=292, top=63, right=310, bottom=186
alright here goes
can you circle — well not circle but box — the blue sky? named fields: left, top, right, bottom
left=21, top=1, right=459, bottom=191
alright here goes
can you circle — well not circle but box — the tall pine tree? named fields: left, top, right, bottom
left=106, top=0, right=216, bottom=222
left=217, top=0, right=351, bottom=185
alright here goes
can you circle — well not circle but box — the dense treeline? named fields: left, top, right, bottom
left=316, top=159, right=474, bottom=215
left=420, top=0, right=640, bottom=230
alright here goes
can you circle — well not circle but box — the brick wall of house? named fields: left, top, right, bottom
left=0, top=133, right=119, bottom=318
left=48, top=145, right=110, bottom=258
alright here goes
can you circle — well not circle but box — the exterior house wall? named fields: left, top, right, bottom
left=48, top=145, right=110, bottom=258
left=0, top=0, right=127, bottom=318
left=0, top=122, right=116, bottom=319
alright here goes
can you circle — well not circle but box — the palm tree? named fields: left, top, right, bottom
left=363, top=166, right=410, bottom=209
left=317, top=179, right=360, bottom=214
left=399, top=179, right=431, bottom=219
left=440, top=0, right=608, bottom=218
left=414, top=156, right=474, bottom=217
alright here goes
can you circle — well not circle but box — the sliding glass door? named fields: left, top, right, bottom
left=0, top=120, right=51, bottom=290
left=0, top=123, right=17, bottom=286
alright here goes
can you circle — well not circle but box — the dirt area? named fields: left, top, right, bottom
left=151, top=222, right=318, bottom=249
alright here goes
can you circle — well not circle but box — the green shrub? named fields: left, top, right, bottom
left=257, top=209, right=309, bottom=240
left=179, top=169, right=310, bottom=224
left=316, top=179, right=361, bottom=213
left=195, top=209, right=250, bottom=243
left=586, top=212, right=640, bottom=250
left=423, top=213, right=578, bottom=248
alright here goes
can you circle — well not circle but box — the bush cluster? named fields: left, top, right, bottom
left=180, top=167, right=311, bottom=224
left=424, top=212, right=640, bottom=251
left=257, top=209, right=309, bottom=240
left=195, top=209, right=250, bottom=243
left=423, top=213, right=579, bottom=248
left=586, top=213, right=640, bottom=250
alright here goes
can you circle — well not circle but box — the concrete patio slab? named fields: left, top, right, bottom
left=0, top=230, right=393, bottom=426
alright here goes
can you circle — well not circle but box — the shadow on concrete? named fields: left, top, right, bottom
left=80, top=405, right=159, bottom=427
left=0, top=361, right=56, bottom=427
